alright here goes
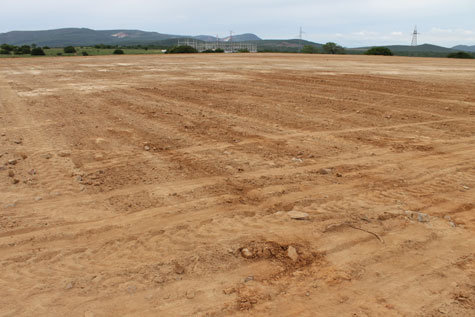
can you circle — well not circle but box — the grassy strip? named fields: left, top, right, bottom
left=0, top=47, right=165, bottom=58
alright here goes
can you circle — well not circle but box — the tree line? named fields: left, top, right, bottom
left=2, top=42, right=473, bottom=59
left=0, top=43, right=48, bottom=56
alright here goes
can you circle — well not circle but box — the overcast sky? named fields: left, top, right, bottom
left=1, top=0, right=474, bottom=47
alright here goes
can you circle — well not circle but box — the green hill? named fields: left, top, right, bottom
left=452, top=45, right=475, bottom=52
left=0, top=28, right=177, bottom=46
left=350, top=44, right=458, bottom=57
left=253, top=39, right=322, bottom=52
left=0, top=28, right=261, bottom=47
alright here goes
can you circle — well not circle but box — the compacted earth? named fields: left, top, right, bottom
left=0, top=53, right=474, bottom=316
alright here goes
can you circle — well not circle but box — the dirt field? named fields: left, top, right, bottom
left=1, top=53, right=474, bottom=316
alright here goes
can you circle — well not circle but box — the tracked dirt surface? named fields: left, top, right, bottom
left=0, top=54, right=474, bottom=316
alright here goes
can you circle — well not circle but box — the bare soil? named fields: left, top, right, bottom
left=0, top=54, right=474, bottom=316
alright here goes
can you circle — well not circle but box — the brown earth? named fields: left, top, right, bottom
left=0, top=53, right=474, bottom=316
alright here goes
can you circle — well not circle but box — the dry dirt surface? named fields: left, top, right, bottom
left=1, top=53, right=475, bottom=316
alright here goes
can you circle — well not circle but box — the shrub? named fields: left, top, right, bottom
left=113, top=49, right=124, bottom=55
left=57, top=52, right=63, bottom=56
left=166, top=45, right=198, bottom=54
left=365, top=47, right=393, bottom=56
left=0, top=49, right=11, bottom=55
left=447, top=51, right=473, bottom=59
left=20, top=45, right=31, bottom=54
left=95, top=44, right=115, bottom=49
left=322, top=42, right=346, bottom=54
left=1, top=44, right=14, bottom=52
left=82, top=51, right=89, bottom=56
left=31, top=47, right=46, bottom=56
left=238, top=48, right=250, bottom=53
left=13, top=45, right=31, bottom=55
left=301, top=45, right=319, bottom=54
left=202, top=49, right=215, bottom=53
left=43, top=46, right=50, bottom=50
left=64, top=46, right=76, bottom=54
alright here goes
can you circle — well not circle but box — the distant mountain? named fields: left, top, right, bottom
left=0, top=28, right=178, bottom=46
left=388, top=44, right=456, bottom=53
left=254, top=39, right=322, bottom=52
left=0, top=28, right=261, bottom=47
left=222, top=33, right=262, bottom=42
left=353, top=44, right=455, bottom=53
left=348, top=43, right=460, bottom=57
left=193, top=33, right=261, bottom=42
left=452, top=45, right=475, bottom=52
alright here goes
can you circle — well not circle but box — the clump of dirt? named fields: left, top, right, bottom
left=239, top=240, right=322, bottom=269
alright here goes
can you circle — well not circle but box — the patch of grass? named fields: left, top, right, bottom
left=0, top=47, right=165, bottom=58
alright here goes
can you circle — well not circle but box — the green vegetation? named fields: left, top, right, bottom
left=63, top=46, right=76, bottom=54
left=447, top=51, right=473, bottom=59
left=166, top=45, right=198, bottom=54
left=94, top=44, right=117, bottom=49
left=17, top=45, right=31, bottom=55
left=237, top=48, right=250, bottom=53
left=301, top=45, right=319, bottom=54
left=0, top=42, right=166, bottom=58
left=349, top=44, right=461, bottom=57
left=31, top=47, right=45, bottom=56
left=0, top=44, right=31, bottom=55
left=1, top=38, right=472, bottom=59
left=322, top=42, right=346, bottom=54
left=113, top=49, right=124, bottom=55
left=46, top=47, right=163, bottom=56
left=365, top=47, right=393, bottom=56
left=1, top=43, right=14, bottom=52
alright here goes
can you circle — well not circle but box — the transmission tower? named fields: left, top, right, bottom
left=230, top=30, right=234, bottom=52
left=411, top=25, right=420, bottom=46
left=298, top=26, right=306, bottom=50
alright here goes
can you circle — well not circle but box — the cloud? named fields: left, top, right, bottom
left=423, top=27, right=475, bottom=46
